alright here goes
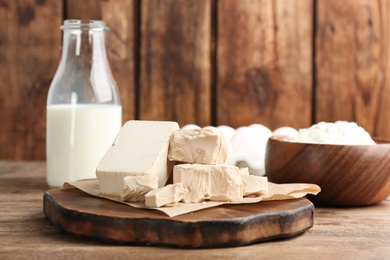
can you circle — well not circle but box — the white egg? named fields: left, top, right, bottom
left=216, top=125, right=235, bottom=157
left=231, top=126, right=266, bottom=163
left=216, top=125, right=236, bottom=141
left=181, top=124, right=200, bottom=130
left=204, top=125, right=217, bottom=130
left=272, top=126, right=298, bottom=137
left=249, top=124, right=273, bottom=139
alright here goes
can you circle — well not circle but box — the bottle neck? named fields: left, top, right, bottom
left=60, top=28, right=108, bottom=66
left=59, top=27, right=116, bottom=104
left=48, top=20, right=120, bottom=106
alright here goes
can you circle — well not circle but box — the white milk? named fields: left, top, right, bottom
left=46, top=104, right=122, bottom=187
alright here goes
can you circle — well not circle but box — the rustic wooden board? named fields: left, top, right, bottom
left=43, top=188, right=314, bottom=248
left=139, top=0, right=212, bottom=126
left=216, top=0, right=313, bottom=129
left=66, top=0, right=137, bottom=122
left=315, top=0, right=390, bottom=138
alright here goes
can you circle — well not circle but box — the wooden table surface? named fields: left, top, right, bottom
left=1, top=161, right=390, bottom=259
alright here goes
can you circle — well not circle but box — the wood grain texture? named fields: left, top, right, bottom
left=0, top=0, right=62, bottom=160
left=1, top=161, right=390, bottom=259
left=3, top=0, right=390, bottom=160
left=216, top=0, right=313, bottom=129
left=139, top=0, right=212, bottom=126
left=66, top=0, right=137, bottom=122
left=315, top=0, right=390, bottom=138
left=43, top=188, right=314, bottom=248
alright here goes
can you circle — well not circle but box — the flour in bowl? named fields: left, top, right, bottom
left=286, top=121, right=376, bottom=145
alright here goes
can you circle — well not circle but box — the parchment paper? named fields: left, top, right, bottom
left=62, top=179, right=321, bottom=217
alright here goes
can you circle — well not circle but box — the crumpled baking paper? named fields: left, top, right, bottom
left=62, top=180, right=320, bottom=217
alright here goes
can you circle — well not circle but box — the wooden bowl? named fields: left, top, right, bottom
left=265, top=136, right=390, bottom=206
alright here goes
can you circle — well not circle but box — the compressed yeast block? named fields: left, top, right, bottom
left=173, top=164, right=243, bottom=203
left=239, top=169, right=269, bottom=197
left=121, top=175, right=158, bottom=202
left=168, top=128, right=230, bottom=164
left=96, top=120, right=179, bottom=196
left=145, top=183, right=188, bottom=208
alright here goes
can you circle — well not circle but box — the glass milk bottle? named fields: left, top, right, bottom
left=46, top=20, right=122, bottom=187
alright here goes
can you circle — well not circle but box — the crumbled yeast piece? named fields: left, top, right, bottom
left=240, top=173, right=268, bottom=197
left=173, top=164, right=243, bottom=203
left=168, top=128, right=230, bottom=164
left=144, top=183, right=188, bottom=208
left=121, top=175, right=158, bottom=202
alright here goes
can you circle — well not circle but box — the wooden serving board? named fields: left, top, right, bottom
left=43, top=188, right=314, bottom=248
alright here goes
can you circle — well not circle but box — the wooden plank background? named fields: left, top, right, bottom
left=1, top=0, right=390, bottom=160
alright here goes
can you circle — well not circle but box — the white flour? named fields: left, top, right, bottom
left=286, top=121, right=376, bottom=145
